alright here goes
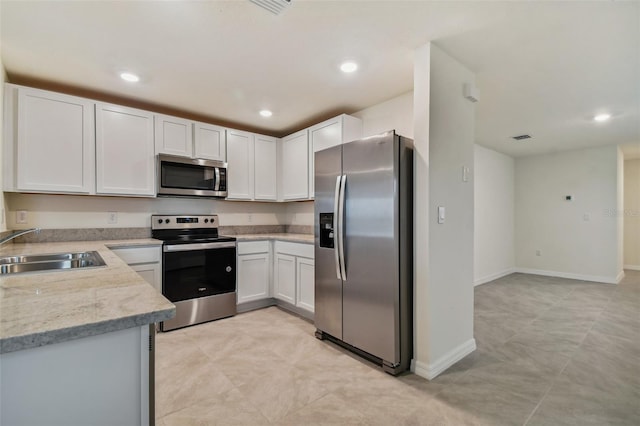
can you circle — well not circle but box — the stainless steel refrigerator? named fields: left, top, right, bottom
left=314, top=130, right=413, bottom=375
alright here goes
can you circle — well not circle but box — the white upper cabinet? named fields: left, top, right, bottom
left=309, top=114, right=363, bottom=153
left=280, top=129, right=309, bottom=201
left=4, top=85, right=95, bottom=194
left=194, top=122, right=226, bottom=161
left=308, top=114, right=362, bottom=199
left=154, top=114, right=193, bottom=157
left=95, top=103, right=156, bottom=196
left=226, top=129, right=255, bottom=200
left=254, top=134, right=278, bottom=201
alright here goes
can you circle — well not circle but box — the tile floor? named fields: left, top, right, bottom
left=156, top=270, right=640, bottom=425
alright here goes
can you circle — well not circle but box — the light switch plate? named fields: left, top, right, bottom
left=438, top=206, right=445, bottom=224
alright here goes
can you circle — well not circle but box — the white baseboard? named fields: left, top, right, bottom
left=624, top=264, right=640, bottom=271
left=474, top=268, right=516, bottom=286
left=514, top=267, right=618, bottom=284
left=411, top=338, right=476, bottom=380
left=616, top=270, right=626, bottom=283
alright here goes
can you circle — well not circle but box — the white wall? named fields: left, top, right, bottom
left=353, top=92, right=414, bottom=139
left=474, top=144, right=515, bottom=285
left=284, top=200, right=313, bottom=228
left=412, top=43, right=476, bottom=380
left=5, top=193, right=288, bottom=229
left=624, top=158, right=640, bottom=269
left=515, top=145, right=622, bottom=283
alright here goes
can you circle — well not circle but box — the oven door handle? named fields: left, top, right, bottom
left=163, top=242, right=236, bottom=252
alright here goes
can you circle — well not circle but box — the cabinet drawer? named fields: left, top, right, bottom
left=274, top=241, right=314, bottom=258
left=237, top=240, right=270, bottom=255
left=110, top=246, right=161, bottom=265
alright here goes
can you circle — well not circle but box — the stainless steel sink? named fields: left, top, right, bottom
left=0, top=251, right=106, bottom=275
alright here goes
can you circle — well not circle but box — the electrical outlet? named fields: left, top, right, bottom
left=247, top=214, right=253, bottom=223
left=108, top=212, right=118, bottom=224
left=16, top=210, right=28, bottom=224
left=536, top=250, right=541, bottom=256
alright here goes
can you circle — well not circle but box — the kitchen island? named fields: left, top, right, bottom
left=0, top=239, right=175, bottom=426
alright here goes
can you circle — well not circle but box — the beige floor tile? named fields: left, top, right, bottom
left=236, top=364, right=331, bottom=423
left=278, top=393, right=368, bottom=426
left=155, top=345, right=235, bottom=418
left=160, top=388, right=270, bottom=426
left=154, top=272, right=640, bottom=425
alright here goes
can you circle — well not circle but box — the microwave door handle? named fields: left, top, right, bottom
left=334, top=176, right=342, bottom=280
left=214, top=168, right=220, bottom=191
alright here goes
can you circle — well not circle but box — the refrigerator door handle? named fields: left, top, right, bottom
left=334, top=175, right=342, bottom=280
left=338, top=174, right=347, bottom=281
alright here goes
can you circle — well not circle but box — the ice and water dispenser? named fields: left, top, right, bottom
left=319, top=213, right=334, bottom=248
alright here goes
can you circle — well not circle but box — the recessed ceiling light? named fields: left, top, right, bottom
left=593, top=113, right=611, bottom=122
left=259, top=110, right=273, bottom=118
left=120, top=72, right=140, bottom=83
left=340, top=61, right=358, bottom=73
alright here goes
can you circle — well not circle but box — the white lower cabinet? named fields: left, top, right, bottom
left=237, top=241, right=271, bottom=304
left=0, top=326, right=152, bottom=426
left=236, top=240, right=315, bottom=315
left=274, top=252, right=296, bottom=304
left=274, top=241, right=315, bottom=313
left=109, top=245, right=162, bottom=293
left=296, top=256, right=315, bottom=312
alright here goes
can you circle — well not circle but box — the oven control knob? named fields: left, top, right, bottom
left=226, top=266, right=232, bottom=273
left=165, top=219, right=170, bottom=224
left=204, top=219, right=209, bottom=223
left=157, top=219, right=162, bottom=224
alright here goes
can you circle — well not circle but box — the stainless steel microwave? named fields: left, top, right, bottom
left=157, top=154, right=227, bottom=198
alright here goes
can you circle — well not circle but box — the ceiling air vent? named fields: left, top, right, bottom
left=512, top=134, right=532, bottom=141
left=250, top=0, right=292, bottom=15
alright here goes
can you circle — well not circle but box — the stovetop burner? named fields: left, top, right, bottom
left=151, top=214, right=235, bottom=244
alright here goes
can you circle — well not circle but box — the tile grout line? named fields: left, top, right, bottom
left=522, top=286, right=615, bottom=426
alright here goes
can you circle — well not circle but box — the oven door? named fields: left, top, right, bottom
left=162, top=241, right=236, bottom=302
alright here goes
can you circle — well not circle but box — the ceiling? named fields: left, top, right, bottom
left=1, top=1, right=638, bottom=158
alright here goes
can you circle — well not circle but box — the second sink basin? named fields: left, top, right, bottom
left=0, top=251, right=106, bottom=275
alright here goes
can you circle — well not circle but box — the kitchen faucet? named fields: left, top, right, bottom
left=0, top=228, right=41, bottom=245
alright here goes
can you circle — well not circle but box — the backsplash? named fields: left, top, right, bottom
left=10, top=225, right=313, bottom=243
left=12, top=228, right=152, bottom=243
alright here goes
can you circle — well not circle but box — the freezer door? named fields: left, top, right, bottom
left=314, top=144, right=344, bottom=339
left=342, top=132, right=400, bottom=363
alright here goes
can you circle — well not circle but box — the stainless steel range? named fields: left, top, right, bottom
left=151, top=214, right=236, bottom=331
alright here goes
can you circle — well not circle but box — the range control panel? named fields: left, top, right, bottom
left=151, top=215, right=219, bottom=230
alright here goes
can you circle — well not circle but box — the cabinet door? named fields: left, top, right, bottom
left=15, top=87, right=94, bottom=194
left=226, top=129, right=254, bottom=200
left=307, top=115, right=361, bottom=200
left=130, top=263, right=162, bottom=294
left=96, top=104, right=155, bottom=196
left=254, top=134, right=277, bottom=201
left=280, top=130, right=309, bottom=200
left=309, top=117, right=343, bottom=153
left=274, top=253, right=296, bottom=304
left=154, top=114, right=193, bottom=157
left=296, top=257, right=315, bottom=313
left=237, top=253, right=270, bottom=303
left=194, top=122, right=226, bottom=161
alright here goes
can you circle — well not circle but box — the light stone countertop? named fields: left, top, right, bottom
left=234, top=233, right=314, bottom=244
left=0, top=239, right=174, bottom=354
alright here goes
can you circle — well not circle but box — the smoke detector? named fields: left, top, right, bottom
left=250, top=0, right=292, bottom=15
